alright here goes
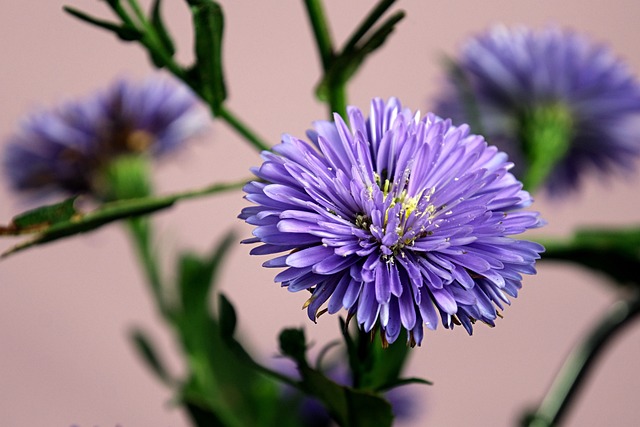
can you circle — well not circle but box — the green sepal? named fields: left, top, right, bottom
left=63, top=6, right=143, bottom=41
left=519, top=103, right=574, bottom=193
left=129, top=328, right=175, bottom=386
left=186, top=0, right=227, bottom=114
left=339, top=318, right=432, bottom=394
left=101, top=155, right=153, bottom=201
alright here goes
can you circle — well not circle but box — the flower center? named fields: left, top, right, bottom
left=358, top=178, right=437, bottom=259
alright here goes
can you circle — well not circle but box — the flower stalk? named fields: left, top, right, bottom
left=523, top=292, right=640, bottom=427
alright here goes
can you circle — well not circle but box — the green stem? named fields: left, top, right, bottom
left=302, top=0, right=334, bottom=71
left=107, top=1, right=269, bottom=154
left=302, top=0, right=348, bottom=120
left=524, top=293, right=640, bottom=427
left=126, top=217, right=170, bottom=318
left=217, top=106, right=271, bottom=152
left=327, top=82, right=348, bottom=121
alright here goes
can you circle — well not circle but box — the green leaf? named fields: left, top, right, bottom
left=3, top=197, right=79, bottom=233
left=130, top=328, right=174, bottom=385
left=187, top=0, right=227, bottom=114
left=218, top=293, right=237, bottom=339
left=279, top=328, right=309, bottom=367
left=0, top=178, right=246, bottom=258
left=178, top=231, right=236, bottom=322
left=148, top=0, right=176, bottom=67
left=375, top=376, right=433, bottom=392
left=63, top=6, right=143, bottom=41
left=183, top=401, right=227, bottom=427
left=0, top=196, right=176, bottom=257
left=341, top=0, right=397, bottom=54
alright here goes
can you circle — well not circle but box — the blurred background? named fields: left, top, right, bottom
left=1, top=1, right=639, bottom=426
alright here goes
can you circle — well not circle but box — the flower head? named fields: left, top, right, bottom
left=240, top=98, right=544, bottom=345
left=434, top=26, right=640, bottom=195
left=3, top=75, right=207, bottom=198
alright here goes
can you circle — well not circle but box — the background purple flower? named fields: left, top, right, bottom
left=434, top=26, right=640, bottom=195
left=284, top=360, right=417, bottom=426
left=3, top=75, right=207, bottom=198
left=240, top=98, right=544, bottom=345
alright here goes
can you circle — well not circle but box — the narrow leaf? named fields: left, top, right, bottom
left=63, top=6, right=143, bottom=41
left=2, top=197, right=79, bottom=234
left=0, top=178, right=245, bottom=258
left=315, top=11, right=405, bottom=101
left=130, top=328, right=174, bottom=385
left=342, top=0, right=397, bottom=54
left=218, top=293, right=237, bottom=339
left=188, top=0, right=227, bottom=113
left=375, top=376, right=433, bottom=392
left=1, top=196, right=175, bottom=257
left=151, top=0, right=176, bottom=56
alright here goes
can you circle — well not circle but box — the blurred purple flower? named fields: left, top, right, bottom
left=278, top=359, right=418, bottom=427
left=291, top=362, right=417, bottom=426
left=3, top=75, right=207, bottom=197
left=434, top=26, right=640, bottom=195
left=240, top=98, right=544, bottom=345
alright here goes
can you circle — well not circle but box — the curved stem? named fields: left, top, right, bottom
left=525, top=293, right=640, bottom=426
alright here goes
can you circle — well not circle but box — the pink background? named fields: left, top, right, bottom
left=1, top=1, right=640, bottom=426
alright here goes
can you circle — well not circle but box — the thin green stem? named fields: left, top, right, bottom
left=302, top=0, right=334, bottom=71
left=126, top=217, right=170, bottom=319
left=524, top=293, right=640, bottom=427
left=342, top=0, right=396, bottom=53
left=327, top=82, right=348, bottom=120
left=217, top=106, right=271, bottom=152
left=302, top=0, right=348, bottom=120
left=108, top=1, right=268, bottom=153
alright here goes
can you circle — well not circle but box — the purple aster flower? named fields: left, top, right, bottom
left=3, top=75, right=207, bottom=198
left=434, top=26, right=640, bottom=195
left=240, top=98, right=544, bottom=345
